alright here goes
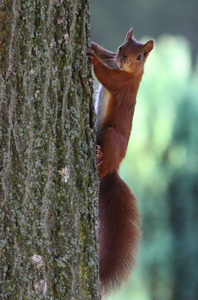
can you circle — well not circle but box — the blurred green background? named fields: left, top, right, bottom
left=90, top=1, right=198, bottom=300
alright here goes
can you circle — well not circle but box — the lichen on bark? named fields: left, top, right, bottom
left=0, top=0, right=100, bottom=299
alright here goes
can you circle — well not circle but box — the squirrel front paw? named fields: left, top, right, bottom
left=87, top=49, right=99, bottom=65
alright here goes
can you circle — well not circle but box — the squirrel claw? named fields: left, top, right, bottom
left=87, top=49, right=95, bottom=56
left=97, top=160, right=103, bottom=168
left=97, top=156, right=103, bottom=170
left=87, top=49, right=98, bottom=64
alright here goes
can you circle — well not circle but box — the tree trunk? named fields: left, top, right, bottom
left=0, top=0, right=100, bottom=299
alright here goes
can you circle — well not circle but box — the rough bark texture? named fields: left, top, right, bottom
left=0, top=0, right=100, bottom=299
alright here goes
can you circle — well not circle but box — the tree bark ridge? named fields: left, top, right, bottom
left=0, top=0, right=100, bottom=299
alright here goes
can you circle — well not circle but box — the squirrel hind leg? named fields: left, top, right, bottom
left=96, top=145, right=103, bottom=167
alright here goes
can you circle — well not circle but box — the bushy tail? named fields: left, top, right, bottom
left=99, top=170, right=141, bottom=296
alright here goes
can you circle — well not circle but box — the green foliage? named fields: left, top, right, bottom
left=109, top=35, right=198, bottom=300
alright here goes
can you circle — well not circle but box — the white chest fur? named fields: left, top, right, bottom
left=95, top=85, right=111, bottom=131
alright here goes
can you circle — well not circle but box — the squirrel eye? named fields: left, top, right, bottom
left=136, top=54, right=142, bottom=61
left=119, top=46, right=122, bottom=51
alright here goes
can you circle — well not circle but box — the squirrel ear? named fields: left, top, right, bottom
left=144, top=40, right=154, bottom=56
left=125, top=28, right=133, bottom=41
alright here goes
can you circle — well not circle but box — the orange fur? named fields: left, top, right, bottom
left=99, top=170, right=140, bottom=295
left=88, top=29, right=154, bottom=295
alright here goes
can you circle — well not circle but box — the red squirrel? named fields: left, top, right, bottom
left=87, top=29, right=154, bottom=295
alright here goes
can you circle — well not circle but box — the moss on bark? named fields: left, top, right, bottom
left=0, top=0, right=100, bottom=299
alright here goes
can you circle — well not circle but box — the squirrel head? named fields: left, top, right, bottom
left=115, top=28, right=154, bottom=74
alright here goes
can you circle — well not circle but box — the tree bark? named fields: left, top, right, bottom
left=0, top=0, right=100, bottom=299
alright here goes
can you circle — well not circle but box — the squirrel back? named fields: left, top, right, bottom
left=88, top=29, right=154, bottom=295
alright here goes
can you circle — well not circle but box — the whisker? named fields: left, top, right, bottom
left=92, top=52, right=116, bottom=55
left=99, top=58, right=115, bottom=61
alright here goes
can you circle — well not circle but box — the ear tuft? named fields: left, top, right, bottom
left=125, top=28, right=133, bottom=41
left=144, top=40, right=154, bottom=56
